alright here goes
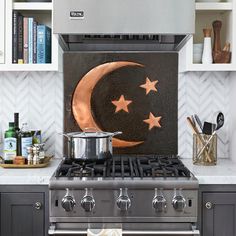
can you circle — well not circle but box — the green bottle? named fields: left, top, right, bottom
left=4, top=122, right=17, bottom=164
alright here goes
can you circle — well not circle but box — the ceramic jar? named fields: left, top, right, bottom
left=202, top=28, right=213, bottom=64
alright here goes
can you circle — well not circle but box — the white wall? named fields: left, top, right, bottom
left=0, top=70, right=231, bottom=159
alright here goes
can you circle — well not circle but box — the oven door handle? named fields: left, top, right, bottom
left=48, top=226, right=200, bottom=235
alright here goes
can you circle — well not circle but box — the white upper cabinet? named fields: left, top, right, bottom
left=0, top=0, right=5, bottom=64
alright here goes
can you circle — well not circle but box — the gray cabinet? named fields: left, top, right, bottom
left=0, top=185, right=49, bottom=236
left=200, top=186, right=236, bottom=236
left=1, top=192, right=44, bottom=236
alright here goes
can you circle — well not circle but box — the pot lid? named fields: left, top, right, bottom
left=65, top=131, right=122, bottom=138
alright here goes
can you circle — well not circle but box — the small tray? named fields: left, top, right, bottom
left=0, top=156, right=52, bottom=168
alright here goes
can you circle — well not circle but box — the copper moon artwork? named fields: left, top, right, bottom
left=72, top=61, right=145, bottom=148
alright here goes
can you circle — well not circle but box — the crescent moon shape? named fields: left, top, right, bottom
left=72, top=61, right=144, bottom=148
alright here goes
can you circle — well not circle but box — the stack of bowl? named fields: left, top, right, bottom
left=193, top=44, right=203, bottom=64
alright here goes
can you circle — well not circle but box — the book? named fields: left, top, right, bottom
left=28, top=17, right=33, bottom=64
left=12, top=11, right=19, bottom=64
left=33, top=20, right=37, bottom=64
left=37, top=25, right=51, bottom=64
left=23, top=17, right=29, bottom=64
left=17, top=14, right=24, bottom=64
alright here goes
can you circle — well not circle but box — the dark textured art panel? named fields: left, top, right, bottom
left=64, top=52, right=178, bottom=155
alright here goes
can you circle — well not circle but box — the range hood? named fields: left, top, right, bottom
left=53, top=0, right=195, bottom=51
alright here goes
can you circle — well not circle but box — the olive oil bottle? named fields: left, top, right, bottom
left=3, top=122, right=17, bottom=164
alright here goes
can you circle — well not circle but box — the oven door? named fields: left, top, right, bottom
left=48, top=224, right=200, bottom=236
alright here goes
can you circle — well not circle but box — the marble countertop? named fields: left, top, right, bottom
left=0, top=158, right=61, bottom=185
left=0, top=158, right=236, bottom=185
left=181, top=159, right=236, bottom=184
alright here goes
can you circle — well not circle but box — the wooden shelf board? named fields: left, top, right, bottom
left=196, top=2, right=233, bottom=11
left=13, top=2, right=52, bottom=10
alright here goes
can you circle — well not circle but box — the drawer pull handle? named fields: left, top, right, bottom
left=205, top=201, right=213, bottom=209
left=35, top=202, right=42, bottom=210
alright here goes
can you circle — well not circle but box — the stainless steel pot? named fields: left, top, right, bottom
left=63, top=129, right=122, bottom=161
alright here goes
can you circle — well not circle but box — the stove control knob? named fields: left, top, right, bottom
left=81, top=196, right=95, bottom=212
left=172, top=189, right=186, bottom=212
left=116, top=188, right=131, bottom=211
left=61, top=189, right=76, bottom=212
left=172, top=195, right=186, bottom=211
left=152, top=189, right=167, bottom=212
left=81, top=188, right=95, bottom=212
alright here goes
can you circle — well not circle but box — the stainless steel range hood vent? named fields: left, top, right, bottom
left=53, top=0, right=195, bottom=51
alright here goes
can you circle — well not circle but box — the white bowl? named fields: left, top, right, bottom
left=193, top=43, right=203, bottom=54
left=193, top=53, right=202, bottom=64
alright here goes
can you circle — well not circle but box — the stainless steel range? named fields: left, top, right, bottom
left=48, top=155, right=199, bottom=235
left=50, top=0, right=198, bottom=234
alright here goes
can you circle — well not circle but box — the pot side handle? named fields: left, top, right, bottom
left=113, top=131, right=122, bottom=136
left=58, top=132, right=70, bottom=139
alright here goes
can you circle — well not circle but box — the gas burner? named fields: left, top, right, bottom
left=55, top=155, right=191, bottom=179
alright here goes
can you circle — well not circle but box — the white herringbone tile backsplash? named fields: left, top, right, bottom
left=178, top=72, right=230, bottom=158
left=0, top=71, right=231, bottom=158
left=0, top=71, right=63, bottom=157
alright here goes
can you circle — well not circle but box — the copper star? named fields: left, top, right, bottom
left=140, top=77, right=158, bottom=95
left=143, top=112, right=162, bottom=130
left=112, top=95, right=132, bottom=113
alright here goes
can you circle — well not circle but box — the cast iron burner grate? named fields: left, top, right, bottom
left=55, top=155, right=191, bottom=179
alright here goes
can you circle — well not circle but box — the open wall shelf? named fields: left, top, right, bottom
left=0, top=0, right=60, bottom=71
left=180, top=1, right=236, bottom=72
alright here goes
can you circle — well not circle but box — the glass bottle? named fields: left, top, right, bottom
left=14, top=113, right=20, bottom=132
left=20, top=123, right=33, bottom=158
left=14, top=113, right=21, bottom=156
left=4, top=122, right=17, bottom=164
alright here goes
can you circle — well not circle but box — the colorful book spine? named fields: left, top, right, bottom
left=46, top=26, right=51, bottom=63
left=23, top=17, right=28, bottom=64
left=12, top=11, right=18, bottom=64
left=17, top=14, right=24, bottom=64
left=33, top=21, right=37, bottom=64
left=37, top=25, right=51, bottom=64
left=28, top=17, right=33, bottom=64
